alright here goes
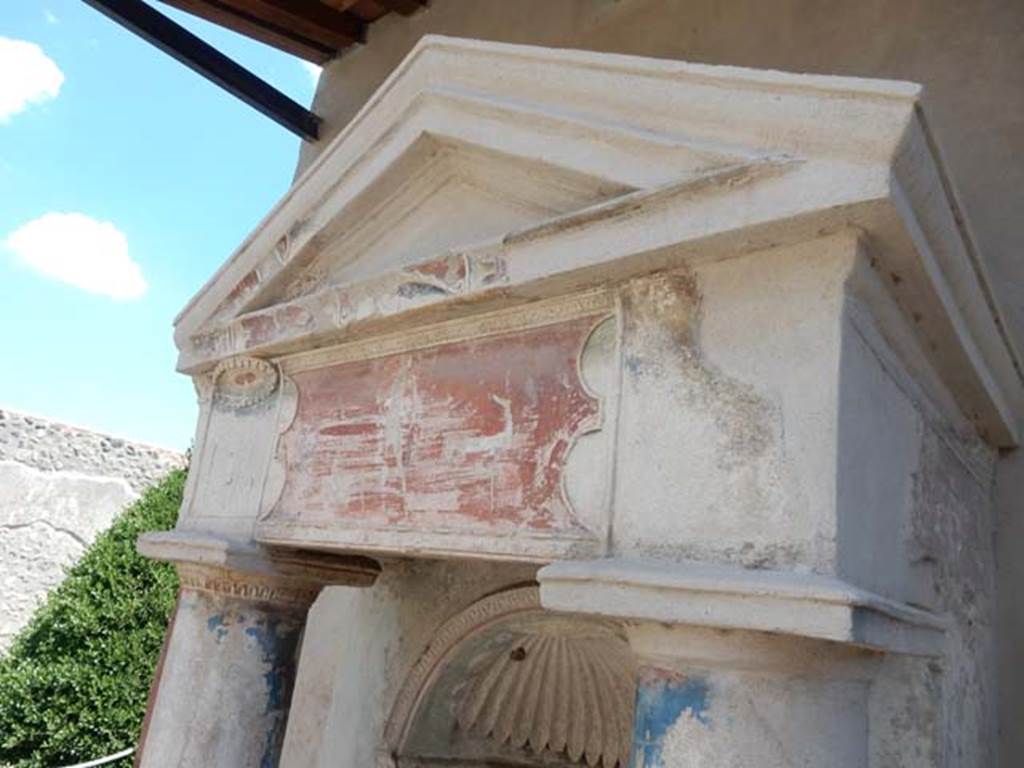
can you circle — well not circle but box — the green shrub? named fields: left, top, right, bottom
left=0, top=469, right=184, bottom=768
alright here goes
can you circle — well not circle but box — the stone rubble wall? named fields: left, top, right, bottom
left=0, top=409, right=185, bottom=650
left=0, top=409, right=184, bottom=494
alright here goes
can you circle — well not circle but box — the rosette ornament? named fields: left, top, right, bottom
left=211, top=356, right=279, bottom=408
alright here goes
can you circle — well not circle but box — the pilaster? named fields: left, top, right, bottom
left=134, top=532, right=379, bottom=768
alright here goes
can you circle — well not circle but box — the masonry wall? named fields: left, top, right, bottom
left=0, top=409, right=184, bottom=650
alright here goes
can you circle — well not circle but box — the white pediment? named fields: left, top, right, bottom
left=265, top=135, right=636, bottom=306
left=175, top=38, right=786, bottom=353
left=175, top=35, right=1023, bottom=446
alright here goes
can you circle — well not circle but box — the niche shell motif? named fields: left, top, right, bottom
left=456, top=623, right=636, bottom=768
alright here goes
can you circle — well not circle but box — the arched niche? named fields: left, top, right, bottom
left=383, top=585, right=637, bottom=767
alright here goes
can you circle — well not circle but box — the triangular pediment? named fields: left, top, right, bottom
left=259, top=135, right=637, bottom=309
left=175, top=38, right=779, bottom=355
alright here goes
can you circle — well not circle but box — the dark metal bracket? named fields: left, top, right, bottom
left=82, top=0, right=322, bottom=140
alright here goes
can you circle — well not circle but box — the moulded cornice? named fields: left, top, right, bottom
left=538, top=558, right=947, bottom=656
left=137, top=530, right=381, bottom=589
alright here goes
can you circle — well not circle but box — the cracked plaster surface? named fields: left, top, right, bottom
left=0, top=461, right=140, bottom=649
left=0, top=412, right=184, bottom=651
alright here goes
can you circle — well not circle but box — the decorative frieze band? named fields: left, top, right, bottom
left=177, top=564, right=321, bottom=609
left=138, top=531, right=381, bottom=609
left=281, top=288, right=614, bottom=375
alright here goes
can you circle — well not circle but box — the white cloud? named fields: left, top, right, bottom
left=4, top=213, right=148, bottom=301
left=44, top=10, right=59, bottom=24
left=301, top=61, right=322, bottom=85
left=0, top=37, right=64, bottom=121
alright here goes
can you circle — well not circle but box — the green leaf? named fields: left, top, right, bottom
left=0, top=469, right=185, bottom=767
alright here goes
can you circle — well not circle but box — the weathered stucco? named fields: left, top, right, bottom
left=138, top=588, right=305, bottom=768
left=0, top=409, right=183, bottom=650
left=612, top=238, right=851, bottom=572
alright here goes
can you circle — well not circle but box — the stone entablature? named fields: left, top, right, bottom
left=173, top=38, right=1020, bottom=447
left=137, top=38, right=1014, bottom=768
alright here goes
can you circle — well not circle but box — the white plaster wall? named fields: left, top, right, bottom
left=629, top=627, right=871, bottom=768
left=995, top=451, right=1024, bottom=764
left=635, top=669, right=870, bottom=767
left=832, top=260, right=999, bottom=766
left=629, top=623, right=944, bottom=768
left=0, top=409, right=183, bottom=650
left=611, top=236, right=852, bottom=573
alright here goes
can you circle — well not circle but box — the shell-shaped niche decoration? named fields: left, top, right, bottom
left=211, top=356, right=279, bottom=408
left=456, top=624, right=636, bottom=767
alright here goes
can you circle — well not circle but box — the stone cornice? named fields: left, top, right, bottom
left=539, top=558, right=947, bottom=656
left=138, top=531, right=380, bottom=607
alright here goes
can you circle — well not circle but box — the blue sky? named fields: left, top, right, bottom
left=1, top=1, right=320, bottom=449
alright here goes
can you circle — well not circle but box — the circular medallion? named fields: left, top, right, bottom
left=212, top=356, right=279, bottom=408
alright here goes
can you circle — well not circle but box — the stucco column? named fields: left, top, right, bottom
left=134, top=532, right=379, bottom=768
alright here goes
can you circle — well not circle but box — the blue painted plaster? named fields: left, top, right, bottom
left=244, top=616, right=302, bottom=768
left=244, top=619, right=298, bottom=712
left=632, top=673, right=710, bottom=767
left=202, top=605, right=303, bottom=767
left=206, top=613, right=229, bottom=643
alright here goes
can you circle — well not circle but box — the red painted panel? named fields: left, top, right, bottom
left=276, top=316, right=603, bottom=533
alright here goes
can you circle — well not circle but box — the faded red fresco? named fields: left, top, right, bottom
left=275, top=316, right=603, bottom=532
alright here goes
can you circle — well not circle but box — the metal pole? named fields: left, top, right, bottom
left=56, top=746, right=135, bottom=768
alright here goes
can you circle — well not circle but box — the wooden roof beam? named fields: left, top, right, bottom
left=158, top=0, right=365, bottom=62
left=213, top=0, right=364, bottom=47
left=374, top=0, right=429, bottom=16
